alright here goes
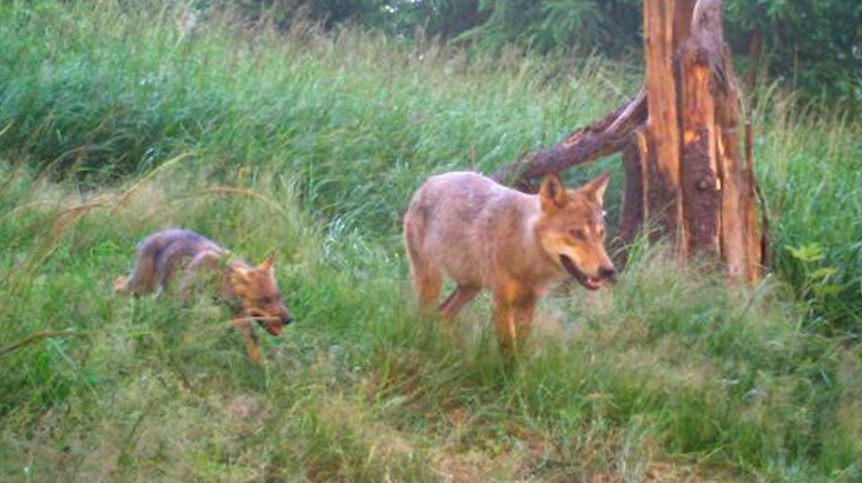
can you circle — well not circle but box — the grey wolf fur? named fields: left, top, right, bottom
left=403, top=171, right=615, bottom=352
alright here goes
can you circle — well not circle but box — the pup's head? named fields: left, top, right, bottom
left=535, top=172, right=616, bottom=290
left=229, top=252, right=292, bottom=336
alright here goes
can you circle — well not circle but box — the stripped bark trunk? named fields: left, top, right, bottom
left=685, top=0, right=762, bottom=281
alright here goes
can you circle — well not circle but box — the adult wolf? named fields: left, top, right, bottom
left=114, top=229, right=292, bottom=360
left=404, top=172, right=615, bottom=351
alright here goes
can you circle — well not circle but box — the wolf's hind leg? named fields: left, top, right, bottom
left=120, top=245, right=160, bottom=296
left=439, top=285, right=481, bottom=319
left=404, top=220, right=442, bottom=311
left=415, top=268, right=443, bottom=312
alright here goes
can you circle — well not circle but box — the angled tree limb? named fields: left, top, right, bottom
left=491, top=88, right=647, bottom=191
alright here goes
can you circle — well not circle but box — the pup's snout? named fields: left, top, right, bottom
left=283, top=316, right=293, bottom=326
left=599, top=266, right=617, bottom=282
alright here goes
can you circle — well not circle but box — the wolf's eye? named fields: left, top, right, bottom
left=570, top=228, right=586, bottom=240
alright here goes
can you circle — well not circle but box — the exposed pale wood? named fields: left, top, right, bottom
left=747, top=121, right=769, bottom=271
left=674, top=0, right=696, bottom=41
left=690, top=0, right=762, bottom=281
left=717, top=126, right=747, bottom=279
left=680, top=18, right=720, bottom=256
left=643, top=0, right=690, bottom=250
left=635, top=129, right=651, bottom=227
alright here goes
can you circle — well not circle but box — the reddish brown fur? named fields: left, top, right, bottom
left=225, top=253, right=290, bottom=336
left=114, top=229, right=291, bottom=360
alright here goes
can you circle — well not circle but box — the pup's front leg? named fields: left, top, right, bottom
left=232, top=318, right=262, bottom=361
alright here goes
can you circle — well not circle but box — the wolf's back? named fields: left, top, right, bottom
left=146, top=229, right=223, bottom=276
left=119, top=229, right=223, bottom=295
left=405, top=172, right=534, bottom=286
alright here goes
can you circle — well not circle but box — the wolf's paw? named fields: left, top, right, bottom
left=113, top=277, right=129, bottom=294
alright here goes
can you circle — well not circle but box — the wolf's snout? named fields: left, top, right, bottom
left=599, top=266, right=617, bottom=282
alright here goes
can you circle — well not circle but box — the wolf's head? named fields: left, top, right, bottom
left=535, top=172, right=616, bottom=290
left=230, top=252, right=292, bottom=335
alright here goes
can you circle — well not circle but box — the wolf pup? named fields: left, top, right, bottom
left=114, top=229, right=292, bottom=360
left=404, top=171, right=616, bottom=352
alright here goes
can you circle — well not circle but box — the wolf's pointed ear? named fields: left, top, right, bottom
left=259, top=251, right=276, bottom=274
left=581, top=171, right=610, bottom=205
left=539, top=173, right=568, bottom=212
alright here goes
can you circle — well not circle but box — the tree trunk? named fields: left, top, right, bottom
left=493, top=0, right=764, bottom=282
left=658, top=0, right=761, bottom=280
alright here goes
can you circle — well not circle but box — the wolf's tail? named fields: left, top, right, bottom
left=113, top=277, right=130, bottom=294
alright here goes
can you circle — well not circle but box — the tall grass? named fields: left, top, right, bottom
left=2, top=0, right=858, bottom=329
left=0, top=0, right=632, bottom=231
left=752, top=94, right=862, bottom=334
left=1, top=1, right=861, bottom=481
left=1, top=167, right=859, bottom=482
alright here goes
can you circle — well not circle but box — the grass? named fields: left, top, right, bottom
left=1, top=1, right=861, bottom=482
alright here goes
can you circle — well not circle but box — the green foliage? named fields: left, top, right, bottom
left=725, top=0, right=862, bottom=100
left=453, top=0, right=862, bottom=102
left=220, top=0, right=392, bottom=28
left=754, top=99, right=862, bottom=335
left=1, top=165, right=858, bottom=481
left=1, top=1, right=862, bottom=481
left=273, top=0, right=861, bottom=103
left=463, top=0, right=640, bottom=55
left=385, top=0, right=484, bottom=40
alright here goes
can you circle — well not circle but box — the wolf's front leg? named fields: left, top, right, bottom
left=513, top=296, right=537, bottom=343
left=492, top=284, right=536, bottom=354
left=492, top=293, right=518, bottom=354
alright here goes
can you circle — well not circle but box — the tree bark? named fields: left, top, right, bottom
left=491, top=89, right=647, bottom=191
left=613, top=138, right=645, bottom=264
left=687, top=0, right=762, bottom=280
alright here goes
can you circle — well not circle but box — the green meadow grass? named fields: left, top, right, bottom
left=1, top=1, right=861, bottom=482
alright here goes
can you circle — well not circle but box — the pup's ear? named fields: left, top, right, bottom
left=581, top=171, right=610, bottom=205
left=258, top=251, right=276, bottom=275
left=539, top=173, right=569, bottom=212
